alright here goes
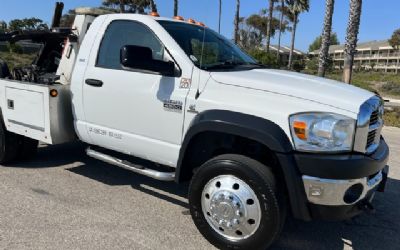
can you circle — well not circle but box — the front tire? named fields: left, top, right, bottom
left=189, top=154, right=286, bottom=250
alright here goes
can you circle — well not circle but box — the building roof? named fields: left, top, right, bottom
left=310, top=40, right=394, bottom=54
left=265, top=44, right=305, bottom=55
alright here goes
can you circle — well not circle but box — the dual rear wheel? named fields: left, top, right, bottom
left=0, top=121, right=38, bottom=164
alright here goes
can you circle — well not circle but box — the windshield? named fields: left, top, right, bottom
left=158, top=20, right=260, bottom=71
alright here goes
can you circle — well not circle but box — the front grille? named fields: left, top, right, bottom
left=366, top=130, right=377, bottom=148
left=365, top=100, right=383, bottom=153
left=370, top=110, right=380, bottom=124
left=354, top=96, right=384, bottom=154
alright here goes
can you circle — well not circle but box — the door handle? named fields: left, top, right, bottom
left=85, top=79, right=103, bottom=87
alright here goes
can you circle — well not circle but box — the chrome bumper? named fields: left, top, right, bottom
left=302, top=170, right=384, bottom=206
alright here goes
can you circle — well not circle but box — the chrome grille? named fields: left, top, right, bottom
left=369, top=110, right=380, bottom=124
left=354, top=96, right=384, bottom=154
left=366, top=130, right=377, bottom=148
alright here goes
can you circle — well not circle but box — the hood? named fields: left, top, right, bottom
left=210, top=69, right=374, bottom=114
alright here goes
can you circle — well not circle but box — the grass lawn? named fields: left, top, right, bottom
left=0, top=51, right=37, bottom=71
left=324, top=71, right=400, bottom=98
left=384, top=107, right=400, bottom=127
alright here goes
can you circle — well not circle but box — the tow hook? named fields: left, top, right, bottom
left=359, top=200, right=375, bottom=214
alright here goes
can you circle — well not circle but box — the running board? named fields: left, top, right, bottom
left=86, top=148, right=175, bottom=181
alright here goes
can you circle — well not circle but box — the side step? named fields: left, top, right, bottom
left=86, top=148, right=175, bottom=181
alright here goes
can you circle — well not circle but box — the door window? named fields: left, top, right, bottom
left=97, top=20, right=164, bottom=70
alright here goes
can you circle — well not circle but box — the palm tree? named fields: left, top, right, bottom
left=119, top=0, right=125, bottom=13
left=218, top=0, right=222, bottom=33
left=318, top=0, right=335, bottom=77
left=234, top=0, right=240, bottom=43
left=286, top=0, right=309, bottom=69
left=276, top=0, right=285, bottom=61
left=149, top=0, right=157, bottom=12
left=174, top=0, right=179, bottom=16
left=343, top=0, right=362, bottom=83
left=266, top=0, right=275, bottom=53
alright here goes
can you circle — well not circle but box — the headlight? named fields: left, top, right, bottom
left=289, top=113, right=356, bottom=152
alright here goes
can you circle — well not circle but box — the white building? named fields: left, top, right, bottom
left=310, top=40, right=400, bottom=74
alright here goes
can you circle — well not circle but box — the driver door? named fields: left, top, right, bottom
left=82, top=19, right=190, bottom=166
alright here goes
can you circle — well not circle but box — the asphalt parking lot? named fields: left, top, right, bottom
left=0, top=127, right=399, bottom=250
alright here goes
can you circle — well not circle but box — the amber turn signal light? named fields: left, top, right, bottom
left=50, top=89, right=58, bottom=97
left=293, top=121, right=307, bottom=140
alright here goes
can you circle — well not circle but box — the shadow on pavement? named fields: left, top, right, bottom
left=6, top=142, right=400, bottom=249
left=9, top=142, right=87, bottom=168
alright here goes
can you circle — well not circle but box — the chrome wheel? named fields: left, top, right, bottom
left=201, top=175, right=262, bottom=241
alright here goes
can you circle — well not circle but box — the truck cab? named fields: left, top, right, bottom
left=0, top=9, right=390, bottom=250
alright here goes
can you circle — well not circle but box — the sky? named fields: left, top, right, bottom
left=0, top=0, right=399, bottom=52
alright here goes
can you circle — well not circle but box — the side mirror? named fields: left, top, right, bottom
left=120, top=45, right=175, bottom=77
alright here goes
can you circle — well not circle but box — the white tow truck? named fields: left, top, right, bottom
left=0, top=6, right=390, bottom=249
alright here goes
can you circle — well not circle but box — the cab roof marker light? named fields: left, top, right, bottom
left=173, top=16, right=185, bottom=21
left=187, top=18, right=196, bottom=24
left=149, top=12, right=160, bottom=17
left=196, top=21, right=206, bottom=27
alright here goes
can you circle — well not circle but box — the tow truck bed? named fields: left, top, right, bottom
left=0, top=79, right=75, bottom=144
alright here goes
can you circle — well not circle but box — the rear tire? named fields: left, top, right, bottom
left=0, top=121, right=21, bottom=164
left=18, top=137, right=38, bottom=160
left=189, top=154, right=286, bottom=250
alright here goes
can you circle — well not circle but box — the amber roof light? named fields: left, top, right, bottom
left=149, top=12, right=160, bottom=17
left=173, top=16, right=185, bottom=21
left=196, top=21, right=205, bottom=27
left=187, top=18, right=196, bottom=24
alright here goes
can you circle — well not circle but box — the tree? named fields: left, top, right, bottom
left=8, top=18, right=49, bottom=32
left=218, top=0, right=222, bottom=33
left=238, top=17, right=263, bottom=50
left=286, top=0, right=309, bottom=69
left=234, top=0, right=240, bottom=43
left=266, top=0, right=276, bottom=53
left=102, top=0, right=151, bottom=14
left=174, top=0, right=179, bottom=16
left=318, top=0, right=335, bottom=77
left=343, top=0, right=362, bottom=84
left=237, top=13, right=281, bottom=50
left=60, top=9, right=76, bottom=27
left=149, top=0, right=157, bottom=12
left=0, top=21, right=7, bottom=33
left=248, top=48, right=279, bottom=68
left=276, top=0, right=287, bottom=60
left=389, top=28, right=400, bottom=50
left=308, top=33, right=339, bottom=52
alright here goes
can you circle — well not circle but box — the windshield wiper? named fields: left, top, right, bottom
left=202, top=61, right=246, bottom=70
left=203, top=61, right=267, bottom=71
left=249, top=63, right=267, bottom=68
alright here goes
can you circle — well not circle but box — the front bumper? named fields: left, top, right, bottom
left=278, top=137, right=389, bottom=221
left=302, top=167, right=387, bottom=206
